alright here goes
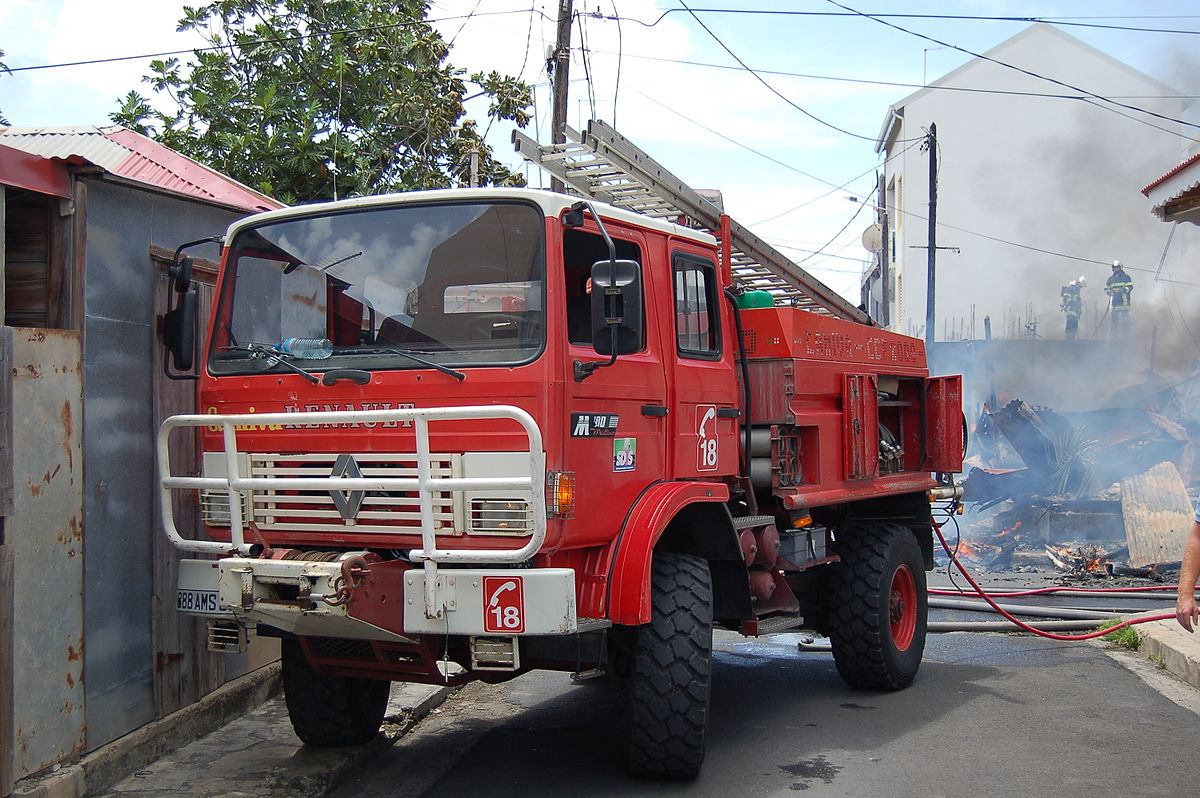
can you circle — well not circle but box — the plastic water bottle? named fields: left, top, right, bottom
left=278, top=337, right=333, bottom=359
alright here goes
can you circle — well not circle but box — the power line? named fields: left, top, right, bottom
left=676, top=0, right=918, bottom=145
left=792, top=196, right=871, bottom=266
left=4, top=9, right=545, bottom=74
left=610, top=8, right=1200, bottom=36
left=628, top=87, right=1142, bottom=272
left=589, top=49, right=1200, bottom=102
left=749, top=138, right=927, bottom=225
left=635, top=89, right=871, bottom=195
left=826, top=0, right=1200, bottom=138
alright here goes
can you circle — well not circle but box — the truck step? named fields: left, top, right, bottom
left=740, top=613, right=806, bottom=637
left=470, top=636, right=521, bottom=671
left=732, top=514, right=775, bottom=531
left=206, top=620, right=249, bottom=653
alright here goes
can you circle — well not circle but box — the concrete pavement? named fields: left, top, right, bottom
left=9, top=614, right=1200, bottom=798
left=10, top=666, right=454, bottom=798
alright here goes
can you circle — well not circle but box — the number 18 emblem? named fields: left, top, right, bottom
left=697, top=405, right=718, bottom=471
left=483, top=576, right=525, bottom=633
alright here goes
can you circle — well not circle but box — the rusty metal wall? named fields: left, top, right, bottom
left=80, top=180, right=237, bottom=750
left=8, top=327, right=85, bottom=779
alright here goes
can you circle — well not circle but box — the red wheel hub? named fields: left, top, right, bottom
left=889, top=564, right=917, bottom=651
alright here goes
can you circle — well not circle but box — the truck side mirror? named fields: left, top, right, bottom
left=163, top=286, right=197, bottom=372
left=589, top=259, right=643, bottom=355
left=172, top=255, right=194, bottom=294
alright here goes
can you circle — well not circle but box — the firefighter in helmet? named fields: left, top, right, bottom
left=1060, top=276, right=1084, bottom=340
left=1105, top=260, right=1133, bottom=333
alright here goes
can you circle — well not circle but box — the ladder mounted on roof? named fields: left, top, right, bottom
left=513, top=119, right=869, bottom=323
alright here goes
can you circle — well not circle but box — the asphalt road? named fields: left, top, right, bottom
left=329, top=621, right=1197, bottom=798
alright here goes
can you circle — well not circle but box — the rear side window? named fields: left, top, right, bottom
left=673, top=253, right=720, bottom=358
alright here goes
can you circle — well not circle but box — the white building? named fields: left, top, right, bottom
left=865, top=23, right=1198, bottom=346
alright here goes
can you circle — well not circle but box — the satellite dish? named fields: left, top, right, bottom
left=861, top=223, right=883, bottom=253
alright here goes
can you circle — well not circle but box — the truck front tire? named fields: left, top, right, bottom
left=827, top=522, right=927, bottom=690
left=281, top=637, right=390, bottom=746
left=627, top=552, right=713, bottom=779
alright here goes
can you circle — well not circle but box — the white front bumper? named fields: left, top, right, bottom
left=176, top=557, right=580, bottom=639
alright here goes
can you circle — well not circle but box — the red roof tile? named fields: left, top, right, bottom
left=1142, top=151, right=1200, bottom=196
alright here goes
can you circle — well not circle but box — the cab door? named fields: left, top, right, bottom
left=667, top=249, right=739, bottom=479
left=559, top=224, right=667, bottom=548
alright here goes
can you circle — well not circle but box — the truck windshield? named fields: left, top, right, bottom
left=208, top=200, right=546, bottom=376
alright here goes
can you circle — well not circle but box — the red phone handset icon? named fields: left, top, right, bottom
left=483, top=577, right=525, bottom=633
left=697, top=405, right=718, bottom=471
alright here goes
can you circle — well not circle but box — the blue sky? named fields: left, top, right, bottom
left=2, top=0, right=1197, bottom=300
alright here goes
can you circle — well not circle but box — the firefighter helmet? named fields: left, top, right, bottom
left=1112, top=260, right=1122, bottom=270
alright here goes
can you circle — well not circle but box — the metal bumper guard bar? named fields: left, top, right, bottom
left=158, top=405, right=547, bottom=620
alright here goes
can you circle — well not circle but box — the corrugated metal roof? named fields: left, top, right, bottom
left=0, top=125, right=283, bottom=213
left=0, top=126, right=132, bottom=169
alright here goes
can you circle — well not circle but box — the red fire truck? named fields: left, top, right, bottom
left=159, top=135, right=961, bottom=780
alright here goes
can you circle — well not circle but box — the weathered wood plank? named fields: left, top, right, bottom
left=1122, top=461, right=1193, bottom=567
left=0, top=328, right=12, bottom=518
left=151, top=271, right=225, bottom=717
left=1, top=544, right=13, bottom=796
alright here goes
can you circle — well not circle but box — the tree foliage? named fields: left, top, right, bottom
left=0, top=49, right=10, bottom=126
left=110, top=1, right=532, bottom=204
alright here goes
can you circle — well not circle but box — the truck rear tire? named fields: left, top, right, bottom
left=627, top=552, right=713, bottom=780
left=827, top=522, right=927, bottom=690
left=281, top=637, right=390, bottom=746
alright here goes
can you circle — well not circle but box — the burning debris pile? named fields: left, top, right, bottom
left=956, top=397, right=1196, bottom=579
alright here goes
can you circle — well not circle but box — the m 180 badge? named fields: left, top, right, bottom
left=571, top=412, right=619, bottom=437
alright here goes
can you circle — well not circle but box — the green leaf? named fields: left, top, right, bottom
left=111, top=0, right=532, bottom=200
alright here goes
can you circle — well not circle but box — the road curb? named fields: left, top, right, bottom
left=1135, top=618, right=1200, bottom=691
left=11, top=663, right=282, bottom=798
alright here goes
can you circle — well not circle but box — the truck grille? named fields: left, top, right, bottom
left=206, top=452, right=464, bottom=535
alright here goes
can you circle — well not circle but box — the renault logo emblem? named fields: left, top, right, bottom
left=330, top=454, right=365, bottom=521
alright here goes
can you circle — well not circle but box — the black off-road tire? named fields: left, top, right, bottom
left=280, top=637, right=390, bottom=746
left=827, top=522, right=927, bottom=691
left=627, top=552, right=713, bottom=780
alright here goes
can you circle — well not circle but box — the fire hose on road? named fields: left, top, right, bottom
left=932, top=517, right=1176, bottom=640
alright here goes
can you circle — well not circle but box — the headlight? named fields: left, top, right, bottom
left=200, top=452, right=250, bottom=527
left=470, top=498, right=531, bottom=534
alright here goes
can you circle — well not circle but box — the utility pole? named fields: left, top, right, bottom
left=549, top=0, right=574, bottom=194
left=925, top=123, right=937, bottom=348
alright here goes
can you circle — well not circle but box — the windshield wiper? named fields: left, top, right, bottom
left=354, top=346, right=467, bottom=381
left=221, top=343, right=320, bottom=384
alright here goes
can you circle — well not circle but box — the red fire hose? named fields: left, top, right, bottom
left=932, top=523, right=1176, bottom=641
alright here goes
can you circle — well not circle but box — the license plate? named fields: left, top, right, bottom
left=177, top=588, right=223, bottom=615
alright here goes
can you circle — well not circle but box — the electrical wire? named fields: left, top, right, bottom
left=576, top=9, right=596, bottom=121
left=5, top=9, right=547, bottom=74
left=792, top=196, right=870, bottom=266
left=611, top=2, right=623, bottom=128
left=677, top=0, right=923, bottom=145
left=634, top=89, right=873, bottom=196
left=826, top=0, right=1200, bottom=139
left=637, top=83, right=1176, bottom=283
left=584, top=48, right=1200, bottom=102
left=446, top=0, right=484, bottom=47
left=615, top=8, right=1200, bottom=36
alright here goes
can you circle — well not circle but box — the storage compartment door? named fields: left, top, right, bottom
left=842, top=373, right=879, bottom=480
left=924, top=375, right=964, bottom=473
